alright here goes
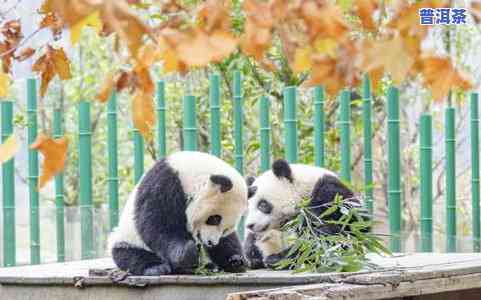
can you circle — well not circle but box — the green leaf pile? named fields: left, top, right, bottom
left=276, top=195, right=391, bottom=273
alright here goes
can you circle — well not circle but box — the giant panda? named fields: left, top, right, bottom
left=243, top=159, right=364, bottom=269
left=108, top=151, right=248, bottom=275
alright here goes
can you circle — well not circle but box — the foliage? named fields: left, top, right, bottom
left=30, top=134, right=69, bottom=188
left=276, top=195, right=391, bottom=273
left=0, top=0, right=478, bottom=188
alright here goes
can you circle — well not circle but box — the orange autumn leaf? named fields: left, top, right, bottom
left=361, top=36, right=414, bottom=84
left=300, top=2, right=349, bottom=41
left=354, top=0, right=378, bottom=32
left=134, top=67, right=154, bottom=94
left=16, top=47, right=36, bottom=62
left=0, top=71, right=10, bottom=97
left=132, top=89, right=155, bottom=141
left=185, top=28, right=235, bottom=65
left=30, top=134, right=69, bottom=189
left=51, top=47, right=71, bottom=80
left=96, top=72, right=115, bottom=103
left=304, top=57, right=345, bottom=96
left=240, top=0, right=274, bottom=60
left=39, top=12, right=63, bottom=38
left=32, top=46, right=71, bottom=96
left=388, top=0, right=446, bottom=39
left=420, top=56, right=473, bottom=101
left=136, top=43, right=162, bottom=69
left=116, top=70, right=133, bottom=92
left=473, top=1, right=481, bottom=23
left=0, top=135, right=20, bottom=164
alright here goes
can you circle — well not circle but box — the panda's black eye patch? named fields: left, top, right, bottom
left=258, top=199, right=273, bottom=214
left=206, top=215, right=222, bottom=226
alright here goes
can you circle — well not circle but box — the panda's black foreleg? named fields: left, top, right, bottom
left=111, top=242, right=171, bottom=276
left=204, top=232, right=247, bottom=273
left=264, top=248, right=292, bottom=269
left=243, top=232, right=265, bottom=269
left=159, top=234, right=199, bottom=274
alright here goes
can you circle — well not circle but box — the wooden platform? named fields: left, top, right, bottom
left=1, top=253, right=481, bottom=300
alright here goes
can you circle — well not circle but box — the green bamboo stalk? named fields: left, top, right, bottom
left=313, top=86, right=325, bottom=167
left=210, top=74, right=221, bottom=157
left=284, top=86, right=298, bottom=163
left=233, top=71, right=245, bottom=239
left=27, top=78, right=40, bottom=264
left=260, top=95, right=271, bottom=172
left=339, top=90, right=351, bottom=183
left=157, top=81, right=167, bottom=159
left=362, top=75, right=374, bottom=216
left=233, top=71, right=244, bottom=173
left=107, top=92, right=119, bottom=230
left=78, top=101, right=94, bottom=259
left=2, top=101, right=15, bottom=267
left=471, top=92, right=481, bottom=252
left=387, top=86, right=401, bottom=252
left=420, top=114, right=433, bottom=252
left=133, top=128, right=144, bottom=184
left=183, top=95, right=197, bottom=151
left=445, top=106, right=456, bottom=252
left=53, top=107, right=65, bottom=262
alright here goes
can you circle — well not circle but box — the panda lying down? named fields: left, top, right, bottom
left=108, top=151, right=248, bottom=275
left=243, top=159, right=365, bottom=269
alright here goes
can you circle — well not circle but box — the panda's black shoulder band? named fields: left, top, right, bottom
left=210, top=175, right=233, bottom=193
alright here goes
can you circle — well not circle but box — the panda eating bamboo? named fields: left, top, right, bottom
left=243, top=159, right=365, bottom=269
left=108, top=151, right=248, bottom=275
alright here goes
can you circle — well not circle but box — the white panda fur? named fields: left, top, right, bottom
left=243, top=159, right=362, bottom=269
left=109, top=151, right=248, bottom=275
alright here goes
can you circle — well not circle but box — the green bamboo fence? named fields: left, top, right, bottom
left=183, top=95, right=197, bottom=151
left=107, top=92, right=119, bottom=230
left=284, top=86, right=298, bottom=163
left=313, top=86, right=325, bottom=168
left=2, top=72, right=480, bottom=265
left=210, top=74, right=221, bottom=157
left=445, top=105, right=456, bottom=252
left=471, top=92, right=480, bottom=252
left=2, top=100, right=15, bottom=267
left=157, top=81, right=167, bottom=159
left=362, top=76, right=374, bottom=216
left=339, top=90, right=351, bottom=183
left=27, top=78, right=40, bottom=264
left=387, top=86, right=401, bottom=252
left=260, top=95, right=271, bottom=172
left=420, top=114, right=433, bottom=252
left=78, top=101, right=94, bottom=259
left=53, top=106, right=65, bottom=262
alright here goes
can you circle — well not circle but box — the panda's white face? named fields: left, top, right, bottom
left=245, top=160, right=335, bottom=236
left=186, top=177, right=245, bottom=247
left=245, top=173, right=297, bottom=234
left=191, top=203, right=238, bottom=247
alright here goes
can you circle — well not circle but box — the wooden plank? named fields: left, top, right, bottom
left=227, top=254, right=481, bottom=300
left=2, top=254, right=481, bottom=300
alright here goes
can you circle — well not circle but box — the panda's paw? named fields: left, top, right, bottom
left=264, top=254, right=284, bottom=269
left=224, top=254, right=247, bottom=273
left=247, top=258, right=265, bottom=269
left=143, top=263, right=172, bottom=276
left=170, top=240, right=199, bottom=273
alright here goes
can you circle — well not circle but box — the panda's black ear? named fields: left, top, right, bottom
left=248, top=186, right=257, bottom=198
left=246, top=176, right=256, bottom=186
left=210, top=175, right=233, bottom=193
left=272, top=159, right=293, bottom=182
